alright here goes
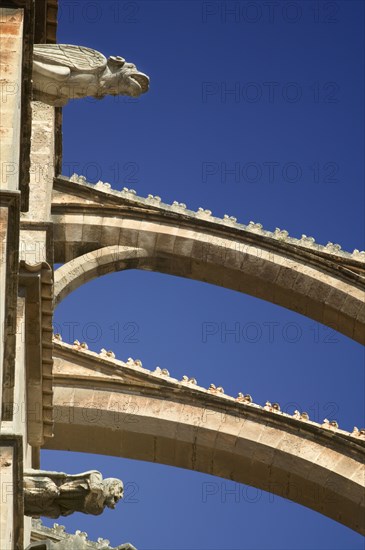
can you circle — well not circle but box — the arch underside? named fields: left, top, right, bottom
left=45, top=345, right=365, bottom=535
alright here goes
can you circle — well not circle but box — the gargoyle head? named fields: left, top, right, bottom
left=107, top=55, right=149, bottom=97
left=103, top=478, right=124, bottom=509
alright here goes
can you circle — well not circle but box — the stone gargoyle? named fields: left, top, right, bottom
left=32, top=44, right=149, bottom=106
left=24, top=469, right=124, bottom=518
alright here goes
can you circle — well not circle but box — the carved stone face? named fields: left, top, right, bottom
left=107, top=57, right=149, bottom=97
left=103, top=478, right=124, bottom=509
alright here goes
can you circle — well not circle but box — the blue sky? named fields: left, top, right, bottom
left=42, top=1, right=364, bottom=549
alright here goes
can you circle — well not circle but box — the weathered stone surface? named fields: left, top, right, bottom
left=21, top=101, right=56, bottom=223
left=0, top=445, right=14, bottom=549
left=0, top=8, right=23, bottom=192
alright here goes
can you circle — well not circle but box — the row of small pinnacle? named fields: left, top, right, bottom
left=68, top=174, right=365, bottom=261
left=32, top=519, right=112, bottom=548
left=53, top=335, right=365, bottom=440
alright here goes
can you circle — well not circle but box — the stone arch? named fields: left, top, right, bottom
left=53, top=215, right=365, bottom=343
left=45, top=343, right=365, bottom=535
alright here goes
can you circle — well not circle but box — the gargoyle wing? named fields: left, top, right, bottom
left=33, top=44, right=107, bottom=73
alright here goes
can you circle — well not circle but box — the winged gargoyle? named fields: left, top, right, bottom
left=23, top=469, right=124, bottom=518
left=32, top=44, right=149, bottom=106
